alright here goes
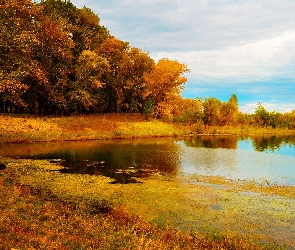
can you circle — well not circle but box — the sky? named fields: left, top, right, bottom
left=42, top=0, right=295, bottom=113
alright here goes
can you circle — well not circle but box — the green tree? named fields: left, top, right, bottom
left=254, top=102, right=269, bottom=127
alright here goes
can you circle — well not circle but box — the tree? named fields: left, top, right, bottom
left=67, top=50, right=109, bottom=112
left=254, top=102, right=269, bottom=127
left=97, top=37, right=130, bottom=112
left=203, top=97, right=222, bottom=126
left=220, top=94, right=239, bottom=125
left=0, top=0, right=43, bottom=112
left=120, top=47, right=154, bottom=113
left=39, top=0, right=111, bottom=114
left=29, top=10, right=74, bottom=114
left=143, top=58, right=189, bottom=117
left=172, top=98, right=203, bottom=124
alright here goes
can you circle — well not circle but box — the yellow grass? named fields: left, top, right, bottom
left=0, top=159, right=285, bottom=249
left=0, top=113, right=190, bottom=143
left=1, top=113, right=295, bottom=144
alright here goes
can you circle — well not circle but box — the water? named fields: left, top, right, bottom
left=1, top=135, right=295, bottom=185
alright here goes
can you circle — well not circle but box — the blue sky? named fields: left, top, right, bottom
left=41, top=0, right=295, bottom=113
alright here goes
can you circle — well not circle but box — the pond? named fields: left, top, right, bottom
left=1, top=134, right=295, bottom=185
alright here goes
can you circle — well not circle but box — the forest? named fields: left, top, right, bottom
left=1, top=0, right=295, bottom=129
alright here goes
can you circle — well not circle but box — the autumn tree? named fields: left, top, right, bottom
left=29, top=11, right=74, bottom=114
left=143, top=58, right=189, bottom=117
left=119, top=48, right=154, bottom=113
left=203, top=97, right=222, bottom=126
left=220, top=94, right=239, bottom=125
left=0, top=0, right=193, bottom=118
left=173, top=98, right=203, bottom=124
left=67, top=50, right=109, bottom=112
left=0, top=0, right=43, bottom=112
left=38, top=0, right=112, bottom=114
left=253, top=103, right=270, bottom=127
left=97, top=37, right=130, bottom=112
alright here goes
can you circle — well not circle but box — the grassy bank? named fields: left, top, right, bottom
left=0, top=113, right=190, bottom=143
left=0, top=159, right=286, bottom=249
left=1, top=113, right=295, bottom=144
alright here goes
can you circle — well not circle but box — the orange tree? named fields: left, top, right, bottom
left=0, top=0, right=43, bottom=112
left=143, top=58, right=189, bottom=118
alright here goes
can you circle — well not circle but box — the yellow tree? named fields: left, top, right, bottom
left=0, top=0, right=43, bottom=111
left=173, top=98, right=203, bottom=123
left=203, top=97, right=222, bottom=126
left=119, top=47, right=154, bottom=113
left=97, top=37, right=130, bottom=112
left=67, top=50, right=110, bottom=112
left=220, top=94, right=239, bottom=125
left=143, top=58, right=189, bottom=117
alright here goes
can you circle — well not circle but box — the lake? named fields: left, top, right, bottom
left=1, top=134, right=295, bottom=185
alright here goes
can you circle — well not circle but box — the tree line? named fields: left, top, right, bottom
left=174, top=96, right=295, bottom=130
left=0, top=0, right=188, bottom=115
left=1, top=0, right=295, bottom=129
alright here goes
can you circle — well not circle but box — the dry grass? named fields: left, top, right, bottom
left=1, top=113, right=294, bottom=144
left=0, top=159, right=287, bottom=249
left=0, top=113, right=190, bottom=143
left=0, top=172, right=268, bottom=250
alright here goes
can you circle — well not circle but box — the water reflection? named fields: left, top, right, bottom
left=183, top=135, right=240, bottom=149
left=0, top=135, right=295, bottom=185
left=250, top=135, right=295, bottom=154
left=2, top=139, right=181, bottom=183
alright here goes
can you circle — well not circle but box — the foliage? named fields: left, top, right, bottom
left=0, top=0, right=294, bottom=130
left=143, top=58, right=189, bottom=117
left=173, top=97, right=203, bottom=124
left=172, top=95, right=295, bottom=130
left=203, top=97, right=222, bottom=126
left=0, top=0, right=186, bottom=116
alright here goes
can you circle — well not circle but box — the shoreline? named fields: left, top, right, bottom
left=1, top=113, right=295, bottom=249
left=1, top=113, right=295, bottom=144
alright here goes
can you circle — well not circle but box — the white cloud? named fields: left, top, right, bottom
left=152, top=31, right=295, bottom=82
left=93, top=0, right=295, bottom=51
left=240, top=102, right=295, bottom=114
left=37, top=0, right=295, bottom=112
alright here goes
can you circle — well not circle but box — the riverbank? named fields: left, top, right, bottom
left=1, top=113, right=295, bottom=143
left=0, top=158, right=288, bottom=249
left=1, top=113, right=295, bottom=249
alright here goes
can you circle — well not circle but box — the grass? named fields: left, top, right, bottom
left=0, top=113, right=190, bottom=143
left=1, top=113, right=295, bottom=144
left=1, top=113, right=295, bottom=249
left=0, top=158, right=291, bottom=249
